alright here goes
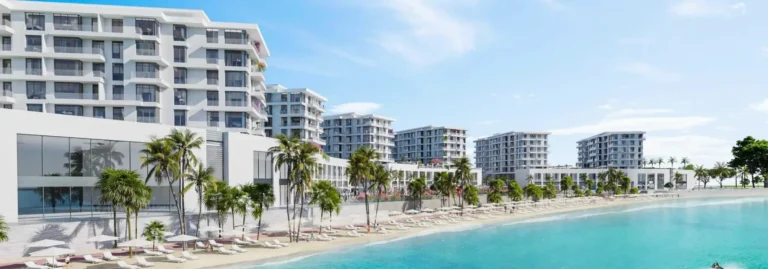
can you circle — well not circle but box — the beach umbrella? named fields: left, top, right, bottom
left=29, top=247, right=74, bottom=257
left=86, top=235, right=119, bottom=243
left=27, top=239, right=66, bottom=248
left=166, top=235, right=199, bottom=242
left=118, top=238, right=152, bottom=248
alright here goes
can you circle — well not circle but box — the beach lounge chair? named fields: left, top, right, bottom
left=417, top=222, right=433, bottom=227
left=142, top=249, right=164, bottom=256
left=195, top=242, right=207, bottom=249
left=157, top=245, right=174, bottom=254
left=231, top=245, right=248, bottom=253
left=262, top=242, right=283, bottom=249
left=387, top=220, right=399, bottom=225
left=165, top=254, right=186, bottom=263
left=46, top=258, right=65, bottom=268
left=316, top=235, right=333, bottom=241
left=324, top=227, right=338, bottom=234
left=24, top=261, right=50, bottom=269
left=319, top=234, right=335, bottom=240
left=181, top=251, right=199, bottom=260
left=135, top=257, right=154, bottom=267
left=272, top=240, right=289, bottom=247
left=344, top=225, right=358, bottom=230
left=208, top=240, right=224, bottom=247
left=103, top=251, right=121, bottom=261
left=233, top=238, right=254, bottom=245
left=117, top=261, right=139, bottom=269
left=216, top=247, right=236, bottom=255
left=346, top=231, right=363, bottom=237
left=395, top=224, right=410, bottom=230
left=83, top=254, right=104, bottom=264
left=378, top=227, right=392, bottom=234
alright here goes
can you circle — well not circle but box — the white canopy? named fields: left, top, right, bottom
left=118, top=238, right=152, bottom=248
left=27, top=239, right=66, bottom=248
left=29, top=247, right=74, bottom=257
left=86, top=235, right=119, bottom=243
left=162, top=231, right=175, bottom=237
left=166, top=235, right=199, bottom=242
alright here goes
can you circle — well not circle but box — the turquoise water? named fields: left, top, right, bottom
left=256, top=197, right=768, bottom=269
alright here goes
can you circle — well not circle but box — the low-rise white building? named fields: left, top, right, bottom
left=264, top=84, right=326, bottom=145
left=474, top=131, right=550, bottom=178
left=577, top=131, right=645, bottom=169
left=321, top=112, right=395, bottom=161
left=513, top=168, right=696, bottom=191
left=393, top=126, right=466, bottom=164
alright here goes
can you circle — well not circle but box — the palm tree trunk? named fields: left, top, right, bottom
left=196, top=186, right=202, bottom=239
left=134, top=210, right=138, bottom=240
left=285, top=181, right=292, bottom=243
left=297, top=188, right=306, bottom=242
left=126, top=210, right=133, bottom=257
left=257, top=209, right=263, bottom=240
left=320, top=210, right=324, bottom=235
left=164, top=169, right=184, bottom=236
left=231, top=209, right=236, bottom=230
left=241, top=210, right=247, bottom=240
left=363, top=181, right=371, bottom=232
left=374, top=189, right=380, bottom=226
left=112, top=206, right=118, bottom=248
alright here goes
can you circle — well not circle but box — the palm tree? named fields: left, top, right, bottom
left=642, top=158, right=648, bottom=168
left=310, top=180, right=342, bottom=234
left=143, top=220, right=166, bottom=251
left=242, top=183, right=275, bottom=240
left=487, top=178, right=504, bottom=203
left=431, top=171, right=452, bottom=207
left=96, top=168, right=138, bottom=248
left=451, top=157, right=472, bottom=215
left=184, top=164, right=217, bottom=237
left=656, top=157, right=664, bottom=168
left=128, top=179, right=152, bottom=242
left=648, top=159, right=656, bottom=168
left=369, top=164, right=391, bottom=226
left=124, top=175, right=151, bottom=256
left=166, top=129, right=204, bottom=235
left=267, top=134, right=300, bottom=242
left=524, top=184, right=543, bottom=202
left=694, top=165, right=710, bottom=189
left=222, top=186, right=247, bottom=231
left=619, top=174, right=631, bottom=195
left=203, top=181, right=228, bottom=232
left=140, top=138, right=183, bottom=235
left=508, top=180, right=523, bottom=201
left=408, top=176, right=427, bottom=210
left=585, top=178, right=594, bottom=191
left=462, top=185, right=480, bottom=206
left=292, top=142, right=326, bottom=241
left=0, top=215, right=8, bottom=242
left=680, top=157, right=690, bottom=169
left=560, top=176, right=573, bottom=197
left=347, top=146, right=378, bottom=231
left=542, top=183, right=557, bottom=199
left=605, top=168, right=622, bottom=194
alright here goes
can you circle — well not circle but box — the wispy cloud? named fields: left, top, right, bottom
left=749, top=98, right=768, bottom=112
left=670, top=0, right=746, bottom=17
left=549, top=116, right=714, bottom=135
left=329, top=102, right=382, bottom=114
left=605, top=108, right=674, bottom=118
left=538, top=0, right=565, bottom=10
left=264, top=24, right=375, bottom=68
left=372, top=0, right=482, bottom=66
left=618, top=62, right=681, bottom=82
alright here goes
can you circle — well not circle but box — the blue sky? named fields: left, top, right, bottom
left=48, top=0, right=768, bottom=167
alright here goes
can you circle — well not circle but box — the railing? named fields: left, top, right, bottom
left=290, top=122, right=302, bottom=127
left=207, top=100, right=219, bottom=106
left=133, top=71, right=158, bottom=79
left=111, top=26, right=122, bottom=33
left=93, top=70, right=104, bottom=77
left=26, top=68, right=43, bottom=75
left=135, top=95, right=157, bottom=102
left=174, top=78, right=186, bottom=84
left=225, top=100, right=246, bottom=107
left=53, top=46, right=104, bottom=54
left=207, top=78, right=218, bottom=85
left=25, top=46, right=42, bottom=52
left=208, top=121, right=219, bottom=127
left=26, top=93, right=46, bottom=99
left=134, top=27, right=158, bottom=36
left=112, top=93, right=124, bottom=100
left=136, top=49, right=158, bottom=56
left=2, top=90, right=11, bottom=97
left=1, top=67, right=10, bottom=74
left=53, top=23, right=83, bottom=31
left=54, top=92, right=98, bottom=100
left=207, top=57, right=218, bottom=64
left=1, top=19, right=10, bottom=26
left=207, top=37, right=218, bottom=43
left=54, top=69, right=83, bottom=76
left=1, top=44, right=10, bottom=51
left=225, top=38, right=247, bottom=45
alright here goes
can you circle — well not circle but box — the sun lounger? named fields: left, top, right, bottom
left=216, top=247, right=236, bottom=255
left=135, top=257, right=154, bottom=267
left=103, top=251, right=121, bottom=261
left=319, top=234, right=335, bottom=240
left=83, top=254, right=104, bottom=264
left=181, top=251, right=199, bottom=260
left=316, top=235, right=333, bottom=241
left=233, top=238, right=254, bottom=245
left=395, top=224, right=410, bottom=230
left=24, top=261, right=50, bottom=269
left=46, top=258, right=65, bottom=268
left=347, top=231, right=363, bottom=237
left=378, top=227, right=392, bottom=234
left=344, top=225, right=358, bottom=230
left=208, top=240, right=224, bottom=247
left=165, top=254, right=186, bottom=263
left=272, top=240, right=289, bottom=247
left=262, top=242, right=283, bottom=248
left=117, top=261, right=139, bottom=269
left=157, top=245, right=174, bottom=254
left=323, top=226, right=338, bottom=234
left=244, top=237, right=261, bottom=244
left=195, top=242, right=207, bottom=249
left=231, top=245, right=248, bottom=253
left=142, top=249, right=164, bottom=256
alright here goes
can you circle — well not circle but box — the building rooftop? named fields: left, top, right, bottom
left=394, top=125, right=466, bottom=134
left=266, top=84, right=328, bottom=102
left=323, top=112, right=395, bottom=122
left=475, top=131, right=551, bottom=141
left=576, top=131, right=646, bottom=143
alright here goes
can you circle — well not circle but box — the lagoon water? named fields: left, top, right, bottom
left=256, top=198, right=768, bottom=269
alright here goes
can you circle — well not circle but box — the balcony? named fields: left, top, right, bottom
left=129, top=71, right=169, bottom=88
left=0, top=89, right=15, bottom=104
left=225, top=38, right=248, bottom=45
left=26, top=68, right=43, bottom=75
left=1, top=43, right=10, bottom=51
left=53, top=23, right=95, bottom=32
left=26, top=46, right=43, bottom=53
left=53, top=92, right=99, bottom=100
left=54, top=69, right=84, bottom=76
left=225, top=100, right=247, bottom=107
left=134, top=71, right=158, bottom=78
left=0, top=20, right=11, bottom=35
left=1, top=67, right=10, bottom=74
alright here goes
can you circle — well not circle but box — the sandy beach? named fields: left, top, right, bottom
left=16, top=189, right=768, bottom=269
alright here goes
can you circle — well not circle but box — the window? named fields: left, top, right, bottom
left=136, top=41, right=157, bottom=56
left=53, top=37, right=83, bottom=53
left=25, top=58, right=42, bottom=75
left=54, top=60, right=83, bottom=76
left=225, top=71, right=247, bottom=87
left=173, top=25, right=187, bottom=41
left=206, top=50, right=218, bottom=64
left=207, top=111, right=219, bottom=127
left=206, top=29, right=218, bottom=43
left=53, top=14, right=82, bottom=30
left=207, top=70, right=219, bottom=85
left=207, top=91, right=219, bottom=106
left=27, top=104, right=43, bottom=112
left=174, top=68, right=187, bottom=84
left=25, top=13, right=45, bottom=30
left=113, top=107, right=124, bottom=120
left=91, top=17, right=98, bottom=32
left=136, top=107, right=157, bottom=123
left=2, top=82, right=10, bottom=97
left=2, top=104, right=11, bottom=109
left=1, top=36, right=10, bottom=51
left=174, top=110, right=186, bottom=126
left=225, top=91, right=247, bottom=106
left=253, top=151, right=274, bottom=182
left=136, top=85, right=158, bottom=102
left=174, top=89, right=187, bottom=105
left=224, top=30, right=247, bottom=44
left=93, top=107, right=105, bottom=118
left=112, top=85, right=124, bottom=100
left=53, top=82, right=83, bottom=99
left=25, top=35, right=42, bottom=52
left=173, top=46, right=186, bottom=63
left=225, top=112, right=247, bottom=128
left=135, top=18, right=158, bottom=36
left=112, top=41, right=123, bottom=59
left=111, top=19, right=123, bottom=33
left=225, top=50, right=246, bottom=66
left=26, top=81, right=46, bottom=99
left=92, top=63, right=104, bottom=77
left=135, top=63, right=158, bottom=78
left=112, top=63, right=124, bottom=81
left=54, top=105, right=84, bottom=116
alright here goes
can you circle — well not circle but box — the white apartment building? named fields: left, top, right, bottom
left=264, top=84, right=326, bottom=145
left=0, top=0, right=270, bottom=135
left=321, top=112, right=395, bottom=161
left=577, top=131, right=645, bottom=169
left=393, top=126, right=466, bottom=164
left=513, top=167, right=695, bottom=191
left=474, top=131, right=550, bottom=179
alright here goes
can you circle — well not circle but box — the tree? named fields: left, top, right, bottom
left=508, top=180, right=524, bottom=201
left=630, top=187, right=639, bottom=194
left=242, top=183, right=275, bottom=240
left=291, top=142, right=326, bottom=241
left=462, top=185, right=480, bottom=206
left=648, top=159, right=656, bottom=168
left=682, top=164, right=695, bottom=170
left=487, top=178, right=504, bottom=203
left=310, top=180, right=342, bottom=234
left=657, top=157, right=665, bottom=169
left=184, top=164, right=218, bottom=238
left=408, top=176, right=427, bottom=210
left=560, top=176, right=573, bottom=197
left=166, top=129, right=204, bottom=236
left=571, top=185, right=583, bottom=197
left=604, top=168, right=622, bottom=194
left=451, top=157, right=472, bottom=214
left=740, top=177, right=750, bottom=188
left=585, top=189, right=593, bottom=196
left=523, top=184, right=543, bottom=202
left=203, top=181, right=229, bottom=232
left=267, top=134, right=300, bottom=242
left=140, top=138, right=183, bottom=237
left=0, top=215, right=8, bottom=242
left=674, top=172, right=684, bottom=189
left=729, top=137, right=768, bottom=188
left=96, top=168, right=141, bottom=248
left=543, top=183, right=557, bottom=199
left=347, top=146, right=378, bottom=231
left=142, top=220, right=166, bottom=251
left=694, top=165, right=710, bottom=189
left=370, top=164, right=391, bottom=226
left=642, top=159, right=648, bottom=168
left=619, top=174, right=631, bottom=195
left=431, top=171, right=453, bottom=207
left=718, top=167, right=736, bottom=189
left=752, top=176, right=764, bottom=188
left=586, top=178, right=594, bottom=191
left=596, top=181, right=604, bottom=195
left=680, top=157, right=690, bottom=169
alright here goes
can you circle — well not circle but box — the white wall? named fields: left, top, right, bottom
left=513, top=168, right=696, bottom=191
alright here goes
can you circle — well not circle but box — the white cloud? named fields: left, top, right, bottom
left=329, top=102, right=382, bottom=114
left=750, top=98, right=768, bottom=112
left=477, top=120, right=499, bottom=125
left=548, top=116, right=715, bottom=135
left=605, top=108, right=674, bottom=118
left=538, top=0, right=565, bottom=10
left=670, top=0, right=746, bottom=17
left=645, top=135, right=732, bottom=167
left=618, top=62, right=681, bottom=82
left=373, top=0, right=481, bottom=66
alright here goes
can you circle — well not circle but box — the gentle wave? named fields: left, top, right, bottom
left=504, top=197, right=767, bottom=226
left=364, top=223, right=483, bottom=247
left=252, top=252, right=325, bottom=268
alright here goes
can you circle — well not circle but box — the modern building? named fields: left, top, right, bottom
left=474, top=131, right=550, bottom=179
left=513, top=167, right=695, bottom=191
left=321, top=112, right=395, bottom=161
left=576, top=131, right=645, bottom=169
left=264, top=84, right=326, bottom=146
left=393, top=126, right=466, bottom=164
left=0, top=0, right=270, bottom=135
